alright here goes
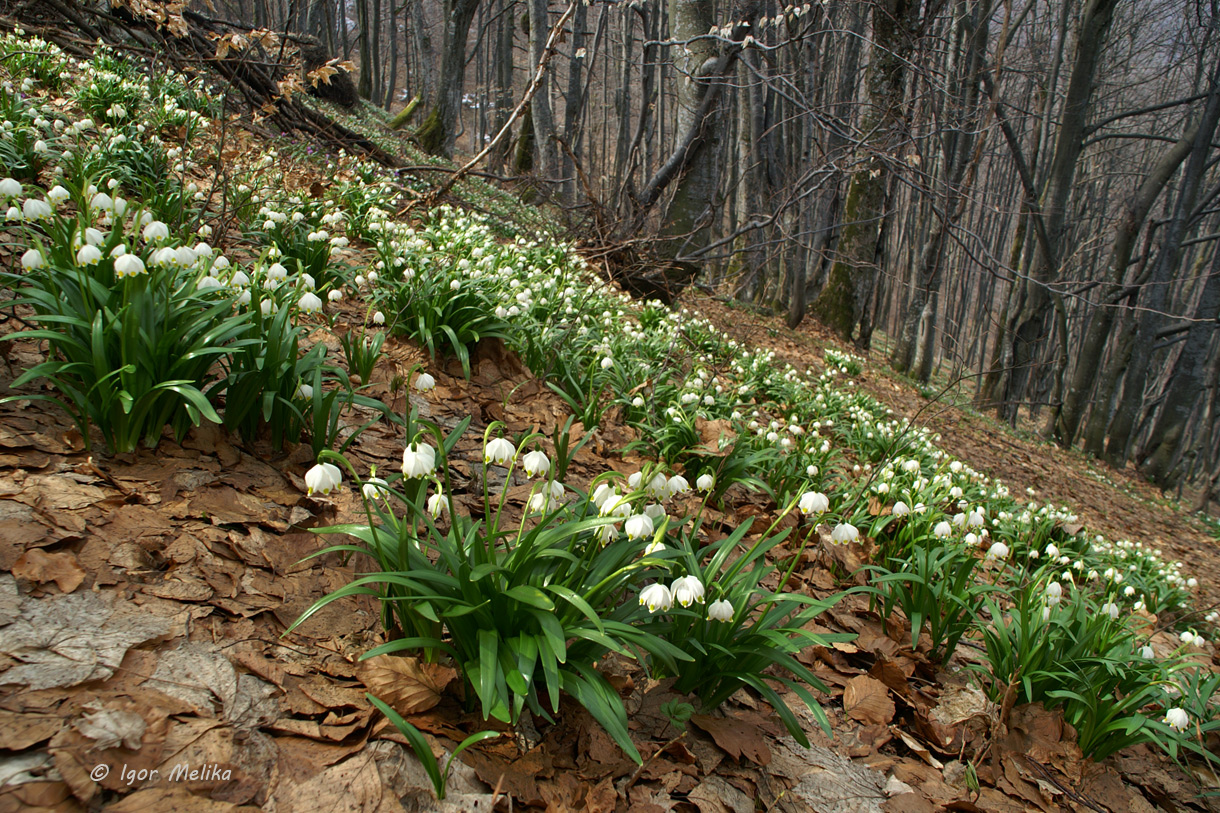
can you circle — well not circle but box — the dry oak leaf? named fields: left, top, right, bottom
left=361, top=655, right=456, bottom=716
left=689, top=713, right=770, bottom=766
left=844, top=675, right=896, bottom=726
left=11, top=549, right=86, bottom=593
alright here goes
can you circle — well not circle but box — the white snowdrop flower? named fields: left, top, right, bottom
left=522, top=450, right=550, bottom=478
left=696, top=473, right=715, bottom=492
left=831, top=522, right=859, bottom=545
left=267, top=262, right=288, bottom=281
left=142, top=220, right=169, bottom=242
left=5, top=206, right=21, bottom=221
left=1045, top=544, right=1059, bottom=558
left=1046, top=582, right=1063, bottom=606
left=643, top=503, right=666, bottom=521
left=414, top=372, right=436, bottom=392
left=20, top=248, right=45, bottom=270
left=625, top=513, right=654, bottom=541
left=964, top=532, right=979, bottom=547
left=986, top=541, right=1010, bottom=562
left=295, top=383, right=314, bottom=400
left=373, top=311, right=385, bottom=325
left=1101, top=602, right=1119, bottom=620
left=1164, top=708, right=1189, bottom=732
left=671, top=575, right=706, bottom=607
left=707, top=599, right=733, bottom=623
left=902, top=460, right=919, bottom=473
left=484, top=437, right=515, bottom=465
left=90, top=192, right=113, bottom=212
left=591, top=483, right=616, bottom=509
left=327, top=289, right=343, bottom=302
left=1187, top=578, right=1198, bottom=588
left=175, top=246, right=197, bottom=268
left=23, top=198, right=52, bottom=220
left=640, top=583, right=673, bottom=613
left=643, top=540, right=666, bottom=556
left=429, top=488, right=450, bottom=518
left=799, top=491, right=830, bottom=515
left=665, top=474, right=690, bottom=499
left=449, top=279, right=460, bottom=291
left=75, top=245, right=102, bottom=265
left=934, top=520, right=953, bottom=538
left=304, top=462, right=342, bottom=495
left=1139, top=645, right=1155, bottom=659
left=1124, top=585, right=1136, bottom=597
left=0, top=178, right=21, bottom=197
left=362, top=477, right=389, bottom=501
left=298, top=291, right=323, bottom=313
left=401, top=442, right=437, bottom=479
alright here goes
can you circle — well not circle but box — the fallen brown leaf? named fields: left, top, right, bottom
left=361, top=655, right=456, bottom=715
left=845, top=675, right=896, bottom=726
left=11, top=549, right=86, bottom=593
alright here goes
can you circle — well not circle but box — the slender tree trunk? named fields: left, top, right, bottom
left=1105, top=59, right=1220, bottom=465
left=1052, top=126, right=1198, bottom=445
left=995, top=0, right=1119, bottom=422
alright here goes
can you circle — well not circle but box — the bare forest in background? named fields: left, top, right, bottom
left=208, top=0, right=1220, bottom=506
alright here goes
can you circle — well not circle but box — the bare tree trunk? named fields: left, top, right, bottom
left=994, top=0, right=1119, bottom=422
left=1105, top=59, right=1220, bottom=465
left=416, top=0, right=481, bottom=155
left=812, top=0, right=918, bottom=347
left=1052, top=126, right=1198, bottom=445
left=1140, top=249, right=1220, bottom=486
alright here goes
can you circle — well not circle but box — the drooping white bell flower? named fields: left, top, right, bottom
left=1163, top=707, right=1189, bottom=732
left=484, top=437, right=515, bottom=465
left=522, top=450, right=550, bottom=478
left=831, top=522, right=859, bottom=545
left=76, top=245, right=102, bottom=266
left=665, top=474, right=690, bottom=499
left=696, top=473, right=714, bottom=492
left=624, top=513, right=654, bottom=541
left=304, top=462, right=342, bottom=496
left=707, top=599, right=733, bottom=623
left=142, top=220, right=169, bottom=243
left=414, top=372, right=436, bottom=392
left=639, top=583, right=673, bottom=613
left=671, top=575, right=706, bottom=607
left=402, top=442, right=437, bottom=479
left=799, top=491, right=830, bottom=515
left=298, top=291, right=323, bottom=314
left=20, top=248, right=45, bottom=270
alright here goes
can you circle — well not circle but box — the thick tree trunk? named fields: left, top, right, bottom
left=1139, top=250, right=1220, bottom=487
left=812, top=0, right=917, bottom=346
left=416, top=0, right=481, bottom=156
left=526, top=0, right=560, bottom=180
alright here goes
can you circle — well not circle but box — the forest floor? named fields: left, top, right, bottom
left=0, top=26, right=1217, bottom=807
left=2, top=267, right=1219, bottom=813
